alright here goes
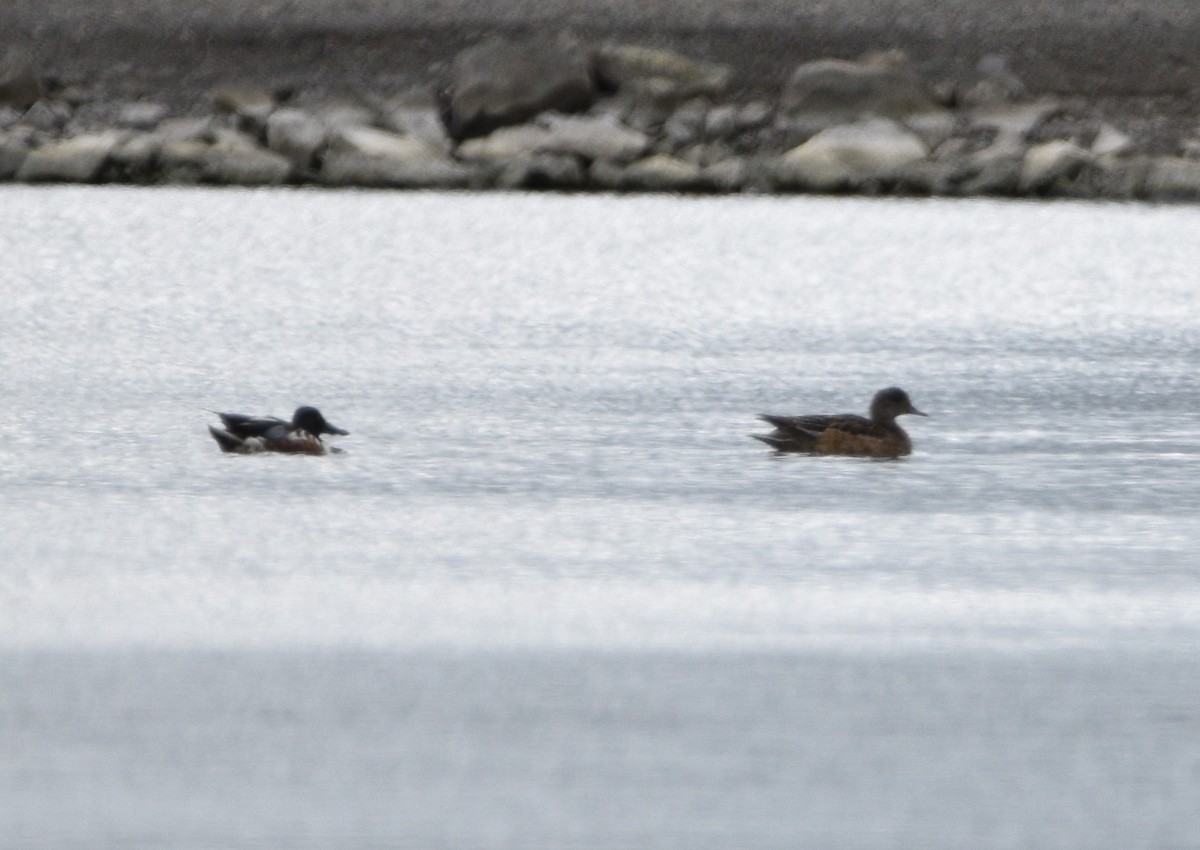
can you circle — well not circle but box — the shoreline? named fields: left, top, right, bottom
left=4, top=2, right=1200, bottom=199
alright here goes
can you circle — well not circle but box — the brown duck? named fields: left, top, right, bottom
left=753, top=387, right=927, bottom=457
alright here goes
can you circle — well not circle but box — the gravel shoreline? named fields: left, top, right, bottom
left=4, top=1, right=1200, bottom=195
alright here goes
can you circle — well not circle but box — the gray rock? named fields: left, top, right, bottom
left=156, top=117, right=215, bottom=142
left=495, top=154, right=586, bottom=190
left=158, top=139, right=211, bottom=182
left=158, top=134, right=291, bottom=185
left=0, top=47, right=42, bottom=108
left=444, top=33, right=595, bottom=140
left=320, top=150, right=476, bottom=188
left=780, top=54, right=944, bottom=138
left=540, top=113, right=650, bottom=162
left=460, top=113, right=651, bottom=164
left=958, top=147, right=1024, bottom=195
left=736, top=102, right=774, bottom=132
left=22, top=100, right=72, bottom=133
left=969, top=98, right=1064, bottom=145
left=116, top=101, right=168, bottom=130
left=775, top=117, right=929, bottom=191
left=313, top=102, right=377, bottom=130
left=663, top=98, right=709, bottom=147
left=1143, top=157, right=1200, bottom=200
left=265, top=107, right=328, bottom=167
left=959, top=55, right=1028, bottom=109
left=1079, top=155, right=1152, bottom=199
left=593, top=44, right=732, bottom=103
left=0, top=132, right=31, bottom=178
left=378, top=92, right=452, bottom=152
left=15, top=131, right=124, bottom=182
left=203, top=140, right=292, bottom=185
left=327, top=125, right=441, bottom=160
left=1090, top=123, right=1135, bottom=157
left=108, top=133, right=162, bottom=180
left=1019, top=140, right=1091, bottom=193
left=457, top=124, right=552, bottom=161
left=211, top=87, right=276, bottom=130
left=701, top=156, right=758, bottom=193
left=613, top=153, right=705, bottom=192
left=0, top=104, right=21, bottom=130
left=320, top=124, right=473, bottom=187
left=704, top=104, right=739, bottom=141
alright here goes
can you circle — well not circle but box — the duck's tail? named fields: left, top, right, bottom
left=207, top=425, right=244, bottom=453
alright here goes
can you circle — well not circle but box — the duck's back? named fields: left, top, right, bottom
left=756, top=413, right=911, bottom=457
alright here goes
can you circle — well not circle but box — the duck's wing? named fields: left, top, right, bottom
left=217, top=413, right=290, bottom=440
left=753, top=413, right=885, bottom=452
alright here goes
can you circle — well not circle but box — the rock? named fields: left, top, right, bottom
left=779, top=54, right=944, bottom=138
left=889, top=159, right=967, bottom=195
left=1089, top=123, right=1134, bottom=157
left=312, top=102, right=376, bottom=130
left=116, top=101, right=168, bottom=130
left=22, top=100, right=72, bottom=133
left=704, top=104, right=738, bottom=141
left=903, top=110, right=958, bottom=151
left=0, top=132, right=32, bottom=178
left=457, top=124, right=552, bottom=161
left=663, top=98, right=709, bottom=147
left=495, top=154, right=586, bottom=190
left=320, top=150, right=476, bottom=188
left=203, top=136, right=292, bottom=185
left=211, top=87, right=275, bottom=130
left=108, top=133, right=162, bottom=181
left=1143, top=157, right=1200, bottom=200
left=459, top=114, right=650, bottom=164
left=1019, top=140, right=1091, bottom=193
left=540, top=113, right=650, bottom=162
left=158, top=133, right=291, bottom=185
left=156, top=117, right=214, bottom=142
left=327, top=125, right=442, bottom=160
left=15, top=131, right=124, bottom=182
left=320, top=125, right=474, bottom=188
left=969, top=98, right=1064, bottom=145
left=265, top=107, right=327, bottom=168
left=958, top=146, right=1023, bottom=195
left=701, top=156, right=757, bottom=193
left=379, top=97, right=452, bottom=152
left=958, top=55, right=1027, bottom=109
left=444, top=33, right=596, bottom=140
left=0, top=47, right=42, bottom=108
left=158, top=139, right=211, bottom=182
left=0, top=104, right=21, bottom=130
left=774, top=117, right=928, bottom=191
left=593, top=44, right=732, bottom=103
left=610, top=153, right=704, bottom=192
left=1080, top=155, right=1152, bottom=199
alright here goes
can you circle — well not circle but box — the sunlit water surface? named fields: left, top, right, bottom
left=2, top=187, right=1199, bottom=848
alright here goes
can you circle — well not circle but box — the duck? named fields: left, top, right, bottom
left=207, top=406, right=349, bottom=455
left=752, top=387, right=927, bottom=457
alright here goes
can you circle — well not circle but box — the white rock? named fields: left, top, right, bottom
left=777, top=117, right=928, bottom=190
left=1091, top=123, right=1135, bottom=157
left=16, top=131, right=124, bottom=181
left=1019, top=140, right=1091, bottom=192
left=327, top=125, right=442, bottom=160
left=266, top=108, right=328, bottom=165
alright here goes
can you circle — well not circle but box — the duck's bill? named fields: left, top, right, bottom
left=324, top=424, right=350, bottom=436
left=911, top=407, right=929, bottom=417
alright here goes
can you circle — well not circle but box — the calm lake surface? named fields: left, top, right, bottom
left=2, top=186, right=1199, bottom=848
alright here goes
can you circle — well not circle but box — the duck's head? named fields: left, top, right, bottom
left=292, top=406, right=349, bottom=438
left=870, top=387, right=926, bottom=422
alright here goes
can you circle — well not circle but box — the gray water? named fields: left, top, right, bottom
left=2, top=186, right=1199, bottom=848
